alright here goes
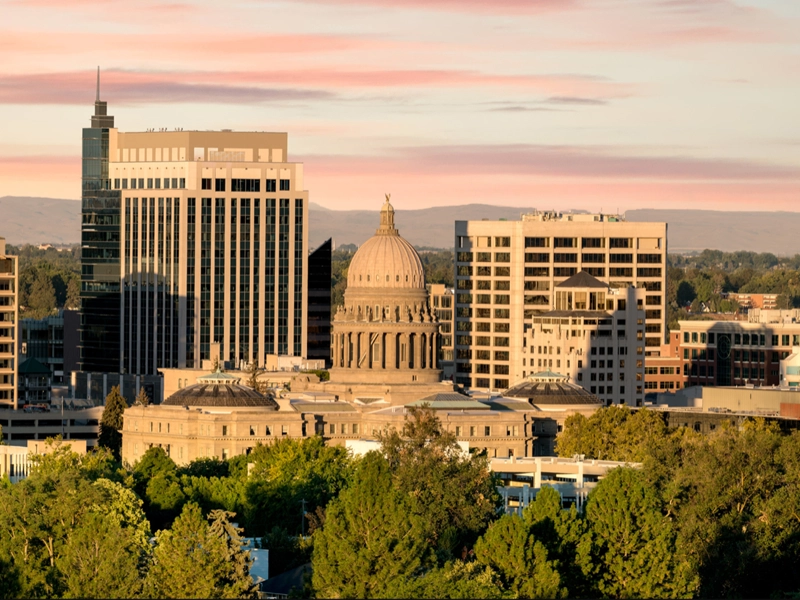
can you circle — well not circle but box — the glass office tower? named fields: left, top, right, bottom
left=79, top=77, right=122, bottom=372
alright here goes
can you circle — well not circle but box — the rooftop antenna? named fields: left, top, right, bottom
left=96, top=66, right=100, bottom=102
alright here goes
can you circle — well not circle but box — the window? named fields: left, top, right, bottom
left=231, top=178, right=261, bottom=192
left=525, top=237, right=549, bottom=248
left=215, top=178, right=226, bottom=192
left=266, top=425, right=272, bottom=435
left=280, top=179, right=291, bottom=191
left=266, top=179, right=277, bottom=192
left=455, top=426, right=462, bottom=436
left=484, top=426, right=491, bottom=436
left=222, top=425, right=228, bottom=436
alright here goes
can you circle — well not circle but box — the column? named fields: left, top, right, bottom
left=413, top=333, right=422, bottom=370
left=400, top=333, right=409, bottom=369
left=387, top=333, right=396, bottom=370
left=377, top=333, right=385, bottom=370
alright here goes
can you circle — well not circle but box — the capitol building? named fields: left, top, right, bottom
left=121, top=198, right=601, bottom=465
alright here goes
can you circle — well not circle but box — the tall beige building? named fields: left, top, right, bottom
left=81, top=86, right=309, bottom=374
left=0, top=238, right=18, bottom=409
left=454, top=212, right=666, bottom=389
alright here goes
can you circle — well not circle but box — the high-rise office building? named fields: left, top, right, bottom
left=0, top=237, right=19, bottom=409
left=454, top=212, right=666, bottom=389
left=80, top=71, right=121, bottom=373
left=307, top=239, right=332, bottom=365
left=80, top=74, right=309, bottom=374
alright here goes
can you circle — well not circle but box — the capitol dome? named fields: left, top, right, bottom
left=346, top=197, right=425, bottom=291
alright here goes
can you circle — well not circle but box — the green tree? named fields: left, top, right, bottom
left=378, top=406, right=500, bottom=558
left=524, top=485, right=589, bottom=596
left=474, top=513, right=566, bottom=599
left=146, top=502, right=254, bottom=599
left=98, top=385, right=128, bottom=459
left=56, top=511, right=144, bottom=599
left=311, top=452, right=429, bottom=598
left=27, top=270, right=57, bottom=318
left=178, top=456, right=230, bottom=479
left=244, top=436, right=353, bottom=536
left=0, top=453, right=145, bottom=598
left=386, top=560, right=504, bottom=599
left=555, top=406, right=667, bottom=462
left=65, top=276, right=80, bottom=310
left=580, top=467, right=698, bottom=599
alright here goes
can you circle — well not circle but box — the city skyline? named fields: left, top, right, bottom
left=1, top=0, right=799, bottom=211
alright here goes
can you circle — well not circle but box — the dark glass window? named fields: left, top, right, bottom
left=215, top=178, right=226, bottom=192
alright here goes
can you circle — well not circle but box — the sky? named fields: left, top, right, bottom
left=0, top=0, right=798, bottom=212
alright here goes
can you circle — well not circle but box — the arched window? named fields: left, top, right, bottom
left=396, top=275, right=399, bottom=282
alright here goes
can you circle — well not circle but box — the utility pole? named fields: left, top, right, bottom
left=300, top=498, right=307, bottom=537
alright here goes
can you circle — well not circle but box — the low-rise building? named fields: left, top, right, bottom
left=18, top=357, right=52, bottom=405
left=644, top=331, right=687, bottom=397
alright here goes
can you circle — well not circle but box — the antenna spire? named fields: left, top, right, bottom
left=96, top=66, right=100, bottom=102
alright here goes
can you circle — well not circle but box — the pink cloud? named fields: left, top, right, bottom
left=0, top=30, right=394, bottom=58
left=2, top=149, right=797, bottom=213
left=302, top=145, right=800, bottom=182
left=297, top=0, right=577, bottom=13
left=299, top=145, right=800, bottom=211
left=0, top=68, right=631, bottom=105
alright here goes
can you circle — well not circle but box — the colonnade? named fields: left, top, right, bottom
left=332, top=329, right=438, bottom=372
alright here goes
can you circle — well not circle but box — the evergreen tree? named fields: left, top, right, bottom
left=386, top=560, right=504, bottom=599
left=134, top=387, right=150, bottom=406
left=474, top=513, right=566, bottom=599
left=98, top=385, right=127, bottom=460
left=580, top=467, right=698, bottom=599
left=65, top=277, right=80, bottom=310
left=27, top=270, right=56, bottom=318
left=524, top=485, right=589, bottom=596
left=312, top=452, right=429, bottom=598
left=208, top=509, right=255, bottom=598
left=146, top=502, right=254, bottom=599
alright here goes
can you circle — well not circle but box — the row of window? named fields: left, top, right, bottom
left=115, top=178, right=186, bottom=190
left=200, top=178, right=292, bottom=192
left=684, top=331, right=800, bottom=348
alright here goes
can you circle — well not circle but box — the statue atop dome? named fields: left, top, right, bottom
left=377, top=194, right=398, bottom=236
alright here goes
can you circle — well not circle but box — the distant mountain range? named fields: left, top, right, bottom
left=3, top=196, right=800, bottom=256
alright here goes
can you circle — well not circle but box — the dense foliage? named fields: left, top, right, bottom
left=6, top=244, right=81, bottom=318
left=5, top=407, right=800, bottom=598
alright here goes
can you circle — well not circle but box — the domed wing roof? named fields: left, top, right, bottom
left=503, top=372, right=602, bottom=406
left=163, top=382, right=278, bottom=408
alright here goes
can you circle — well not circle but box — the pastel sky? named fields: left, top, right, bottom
left=1, top=0, right=798, bottom=212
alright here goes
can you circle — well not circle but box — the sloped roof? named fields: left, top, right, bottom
left=18, top=357, right=50, bottom=375
left=556, top=271, right=608, bottom=289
